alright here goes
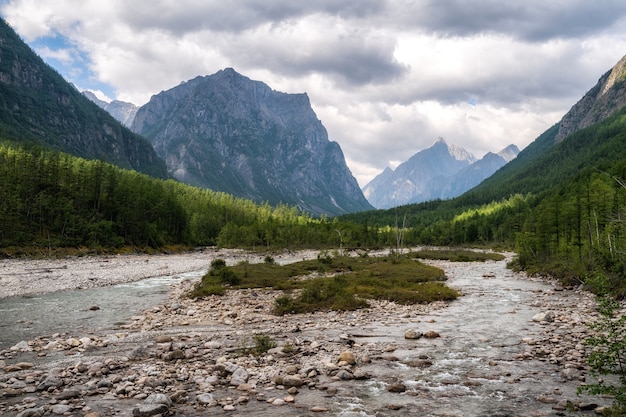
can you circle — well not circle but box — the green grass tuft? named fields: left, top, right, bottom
left=190, top=252, right=465, bottom=314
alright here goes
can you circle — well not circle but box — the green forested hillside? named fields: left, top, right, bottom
left=0, top=142, right=393, bottom=254
left=0, top=143, right=300, bottom=251
left=0, top=18, right=168, bottom=179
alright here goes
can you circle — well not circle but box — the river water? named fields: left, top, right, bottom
left=327, top=258, right=602, bottom=416
left=0, top=252, right=608, bottom=416
left=0, top=271, right=205, bottom=350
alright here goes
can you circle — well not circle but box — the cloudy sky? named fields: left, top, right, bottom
left=2, top=1, right=626, bottom=186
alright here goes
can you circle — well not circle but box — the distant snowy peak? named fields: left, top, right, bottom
left=363, top=138, right=519, bottom=209
left=436, top=137, right=477, bottom=163
left=498, top=144, right=520, bottom=162
left=82, top=90, right=139, bottom=128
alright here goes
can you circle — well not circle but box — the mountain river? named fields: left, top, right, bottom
left=0, top=251, right=610, bottom=416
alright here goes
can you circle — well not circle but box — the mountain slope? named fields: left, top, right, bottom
left=132, top=68, right=372, bottom=216
left=0, top=18, right=167, bottom=178
left=362, top=138, right=477, bottom=209
left=462, top=53, right=626, bottom=205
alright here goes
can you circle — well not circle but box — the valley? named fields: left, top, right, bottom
left=1, top=9, right=626, bottom=416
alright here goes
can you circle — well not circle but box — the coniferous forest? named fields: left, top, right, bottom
left=1, top=100, right=626, bottom=297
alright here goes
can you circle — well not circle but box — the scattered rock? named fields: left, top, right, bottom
left=155, top=335, right=173, bottom=343
left=387, top=382, right=407, bottom=393
left=335, top=370, right=354, bottom=380
left=310, top=406, right=329, bottom=412
left=16, top=409, right=44, bottom=417
left=197, top=393, right=217, bottom=406
left=37, top=376, right=63, bottom=391
left=51, top=404, right=73, bottom=415
left=132, top=403, right=169, bottom=417
left=281, top=375, right=303, bottom=388
left=404, top=329, right=422, bottom=339
left=231, top=367, right=249, bottom=386
left=133, top=393, right=172, bottom=417
left=10, top=341, right=31, bottom=352
left=423, top=330, right=441, bottom=338
left=337, top=351, right=356, bottom=365
left=532, top=312, right=554, bottom=323
left=57, top=388, right=81, bottom=400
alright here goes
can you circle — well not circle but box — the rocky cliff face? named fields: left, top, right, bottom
left=132, top=68, right=372, bottom=216
left=0, top=18, right=167, bottom=178
left=555, top=54, right=626, bottom=143
left=363, top=139, right=518, bottom=209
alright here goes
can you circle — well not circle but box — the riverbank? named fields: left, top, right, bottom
left=0, top=251, right=615, bottom=416
left=0, top=248, right=320, bottom=299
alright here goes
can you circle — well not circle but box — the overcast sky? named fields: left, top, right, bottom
left=2, top=1, right=626, bottom=186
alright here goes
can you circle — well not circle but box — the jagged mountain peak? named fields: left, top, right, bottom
left=363, top=140, right=518, bottom=209
left=362, top=138, right=477, bottom=209
left=131, top=69, right=372, bottom=216
left=430, top=137, right=477, bottom=163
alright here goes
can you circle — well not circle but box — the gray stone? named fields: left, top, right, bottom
left=16, top=409, right=44, bottom=417
left=155, top=335, right=173, bottom=343
left=532, top=312, right=554, bottom=323
left=335, top=370, right=354, bottom=380
left=353, top=369, right=370, bottom=380
left=578, top=402, right=599, bottom=411
left=230, top=367, right=249, bottom=386
left=281, top=375, right=303, bottom=388
left=561, top=367, right=581, bottom=380
left=11, top=341, right=31, bottom=351
left=132, top=404, right=169, bottom=417
left=37, top=376, right=63, bottom=391
left=165, top=349, right=185, bottom=361
left=128, top=344, right=151, bottom=360
left=51, top=404, right=73, bottom=415
left=197, top=393, right=217, bottom=406
left=145, top=393, right=172, bottom=407
left=310, top=406, right=329, bottom=412
left=57, top=388, right=81, bottom=400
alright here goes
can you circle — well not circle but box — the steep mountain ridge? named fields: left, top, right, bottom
left=464, top=53, right=626, bottom=205
left=555, top=54, right=626, bottom=142
left=0, top=18, right=167, bottom=179
left=363, top=138, right=517, bottom=209
left=132, top=68, right=372, bottom=216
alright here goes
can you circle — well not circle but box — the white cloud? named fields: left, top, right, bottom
left=2, top=0, right=626, bottom=186
left=34, top=45, right=73, bottom=63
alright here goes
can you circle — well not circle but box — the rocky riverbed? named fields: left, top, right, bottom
left=0, top=250, right=619, bottom=416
